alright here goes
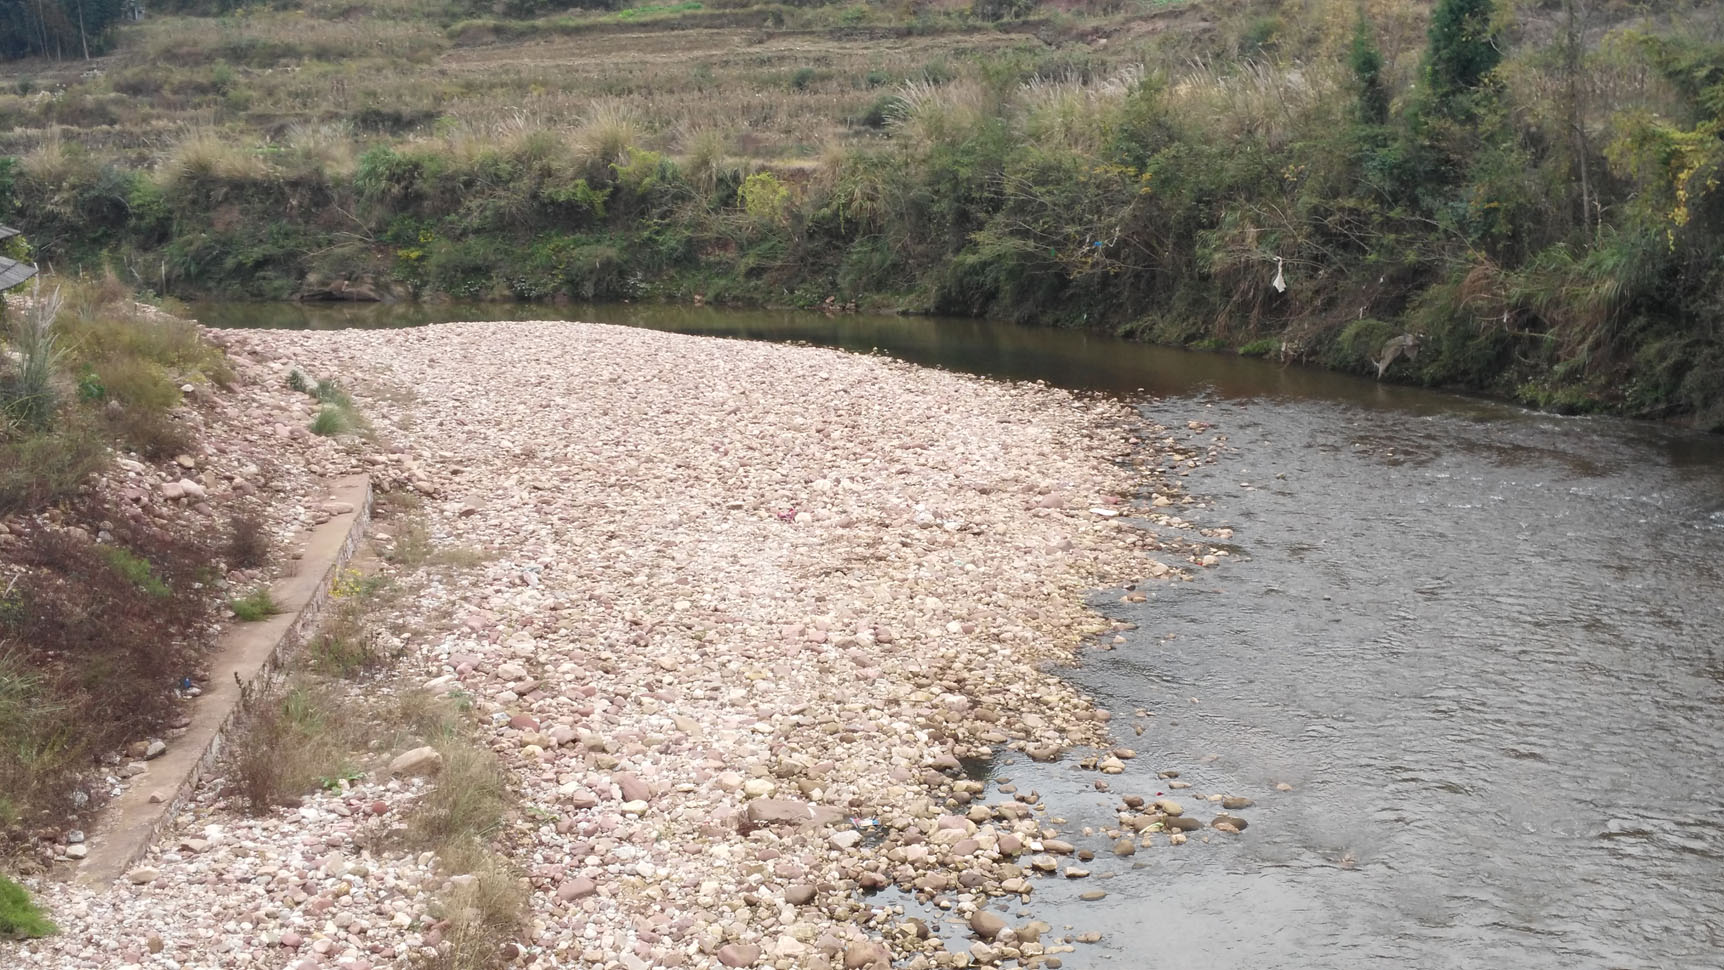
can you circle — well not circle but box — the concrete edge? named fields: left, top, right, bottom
left=73, top=474, right=375, bottom=889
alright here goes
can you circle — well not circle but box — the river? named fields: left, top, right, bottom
left=195, top=301, right=1724, bottom=969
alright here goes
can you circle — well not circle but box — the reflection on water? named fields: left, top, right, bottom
left=191, top=299, right=1501, bottom=414
left=196, top=300, right=1724, bottom=968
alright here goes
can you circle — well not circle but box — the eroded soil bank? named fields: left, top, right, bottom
left=13, top=320, right=1239, bottom=969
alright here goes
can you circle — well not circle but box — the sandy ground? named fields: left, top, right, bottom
left=12, top=320, right=1214, bottom=970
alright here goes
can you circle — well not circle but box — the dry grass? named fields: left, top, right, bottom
left=1, top=505, right=222, bottom=830
left=382, top=511, right=490, bottom=571
left=417, top=852, right=526, bottom=970
left=0, top=8, right=1122, bottom=166
left=163, top=132, right=272, bottom=184
left=228, top=677, right=360, bottom=813
left=226, top=512, right=273, bottom=570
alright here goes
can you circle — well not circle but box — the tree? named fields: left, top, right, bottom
left=1349, top=14, right=1389, bottom=126
left=1424, top=0, right=1500, bottom=112
left=0, top=0, right=127, bottom=60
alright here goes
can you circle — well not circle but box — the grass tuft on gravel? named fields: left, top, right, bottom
left=229, top=587, right=279, bottom=621
left=228, top=678, right=360, bottom=814
left=0, top=873, right=56, bottom=939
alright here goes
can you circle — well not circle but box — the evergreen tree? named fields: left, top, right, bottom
left=1424, top=0, right=1501, bottom=111
left=1349, top=15, right=1389, bottom=126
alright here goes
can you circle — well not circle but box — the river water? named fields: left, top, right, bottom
left=197, top=301, right=1724, bottom=969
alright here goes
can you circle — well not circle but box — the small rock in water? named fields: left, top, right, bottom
left=1079, top=890, right=1107, bottom=901
left=1222, top=795, right=1255, bottom=810
left=969, top=909, right=1008, bottom=940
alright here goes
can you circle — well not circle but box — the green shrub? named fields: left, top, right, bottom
left=99, top=546, right=171, bottom=599
left=1238, top=337, right=1279, bottom=358
left=1338, top=318, right=1396, bottom=372
left=0, top=423, right=107, bottom=516
left=855, top=93, right=904, bottom=129
left=0, top=874, right=55, bottom=939
left=311, top=405, right=349, bottom=436
left=230, top=588, right=279, bottom=621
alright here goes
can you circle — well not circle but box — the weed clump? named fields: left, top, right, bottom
left=0, top=874, right=56, bottom=939
left=310, top=570, right=394, bottom=679
left=228, top=679, right=357, bottom=813
left=229, top=587, right=279, bottom=621
left=311, top=406, right=350, bottom=436
left=285, top=370, right=364, bottom=437
left=226, top=512, right=273, bottom=569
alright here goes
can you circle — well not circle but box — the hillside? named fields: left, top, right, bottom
left=2, top=0, right=1723, bottom=425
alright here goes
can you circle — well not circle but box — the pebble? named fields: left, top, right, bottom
left=717, top=943, right=762, bottom=967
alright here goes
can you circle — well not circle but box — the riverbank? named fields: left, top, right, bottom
left=10, top=319, right=1232, bottom=968
left=6, top=1, right=1723, bottom=427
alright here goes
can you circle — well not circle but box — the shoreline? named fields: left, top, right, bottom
left=15, top=319, right=1217, bottom=969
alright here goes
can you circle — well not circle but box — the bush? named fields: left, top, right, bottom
left=105, top=405, right=196, bottom=460
left=226, top=513, right=272, bottom=569
left=99, top=546, right=172, bottom=599
left=0, top=423, right=107, bottom=516
left=228, top=679, right=356, bottom=814
left=311, top=406, right=349, bottom=436
left=970, top=0, right=1033, bottom=22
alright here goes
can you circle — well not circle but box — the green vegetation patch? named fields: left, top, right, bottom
left=229, top=588, right=280, bottom=622
left=0, top=874, right=56, bottom=939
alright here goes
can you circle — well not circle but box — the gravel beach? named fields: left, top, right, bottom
left=14, top=320, right=1202, bottom=970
